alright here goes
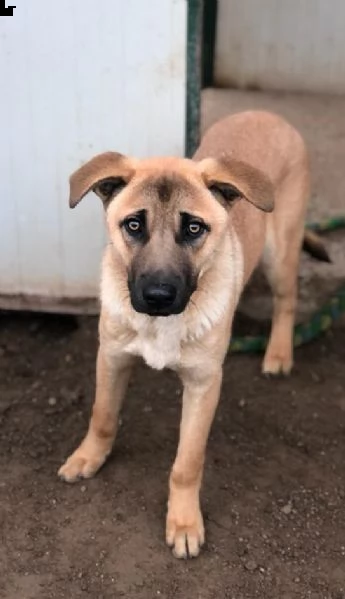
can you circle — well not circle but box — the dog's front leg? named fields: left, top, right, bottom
left=58, top=346, right=133, bottom=482
left=166, top=368, right=222, bottom=558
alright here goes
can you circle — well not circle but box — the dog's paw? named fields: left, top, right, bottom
left=262, top=352, right=293, bottom=376
left=58, top=448, right=109, bottom=483
left=166, top=507, right=205, bottom=559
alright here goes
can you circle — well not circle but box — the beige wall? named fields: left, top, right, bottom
left=215, top=0, right=345, bottom=94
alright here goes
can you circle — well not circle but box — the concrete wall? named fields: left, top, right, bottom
left=215, top=0, right=345, bottom=94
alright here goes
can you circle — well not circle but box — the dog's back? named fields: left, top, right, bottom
left=195, top=111, right=310, bottom=287
left=195, top=110, right=309, bottom=190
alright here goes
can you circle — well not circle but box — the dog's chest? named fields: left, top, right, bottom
left=125, top=317, right=184, bottom=370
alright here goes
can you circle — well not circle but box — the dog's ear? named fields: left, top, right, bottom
left=69, top=152, right=136, bottom=208
left=198, top=157, right=274, bottom=212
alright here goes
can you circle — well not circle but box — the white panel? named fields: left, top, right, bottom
left=0, top=0, right=186, bottom=301
left=215, top=0, right=345, bottom=94
left=0, top=37, right=20, bottom=294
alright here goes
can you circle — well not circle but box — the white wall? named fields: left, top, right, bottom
left=215, top=0, right=345, bottom=94
left=0, top=0, right=187, bottom=308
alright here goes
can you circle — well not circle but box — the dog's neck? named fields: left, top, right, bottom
left=100, top=232, right=243, bottom=370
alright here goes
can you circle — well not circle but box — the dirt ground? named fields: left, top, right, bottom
left=1, top=89, right=345, bottom=599
left=1, top=307, right=345, bottom=599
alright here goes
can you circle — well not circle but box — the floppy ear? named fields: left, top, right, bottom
left=197, top=157, right=274, bottom=212
left=69, top=151, right=136, bottom=208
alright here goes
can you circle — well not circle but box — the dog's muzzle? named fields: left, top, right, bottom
left=128, top=270, right=195, bottom=316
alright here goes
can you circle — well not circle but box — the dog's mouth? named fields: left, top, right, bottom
left=128, top=271, right=196, bottom=317
left=133, top=304, right=187, bottom=317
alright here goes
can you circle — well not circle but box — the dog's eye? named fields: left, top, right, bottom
left=178, top=213, right=209, bottom=245
left=187, top=222, right=203, bottom=237
left=123, top=216, right=145, bottom=238
left=121, top=210, right=147, bottom=241
left=126, top=218, right=141, bottom=233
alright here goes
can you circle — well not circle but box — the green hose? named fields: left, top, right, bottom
left=230, top=217, right=345, bottom=353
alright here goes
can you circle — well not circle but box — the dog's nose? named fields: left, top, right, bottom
left=142, top=283, right=177, bottom=309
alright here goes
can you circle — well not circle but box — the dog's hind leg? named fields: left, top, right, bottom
left=261, top=171, right=309, bottom=375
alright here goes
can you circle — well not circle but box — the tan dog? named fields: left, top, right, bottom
left=59, top=111, right=326, bottom=558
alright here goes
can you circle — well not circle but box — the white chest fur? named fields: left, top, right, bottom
left=124, top=315, right=183, bottom=370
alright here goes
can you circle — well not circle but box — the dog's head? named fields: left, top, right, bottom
left=69, top=152, right=274, bottom=317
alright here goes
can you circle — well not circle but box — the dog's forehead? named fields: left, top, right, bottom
left=133, top=156, right=201, bottom=200
left=136, top=155, right=197, bottom=174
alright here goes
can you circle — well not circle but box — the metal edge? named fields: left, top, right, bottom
left=185, top=0, right=203, bottom=157
left=202, top=0, right=217, bottom=87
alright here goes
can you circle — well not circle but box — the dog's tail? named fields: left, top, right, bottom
left=303, top=229, right=331, bottom=262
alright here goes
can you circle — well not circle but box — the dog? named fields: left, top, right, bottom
left=58, top=110, right=328, bottom=558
